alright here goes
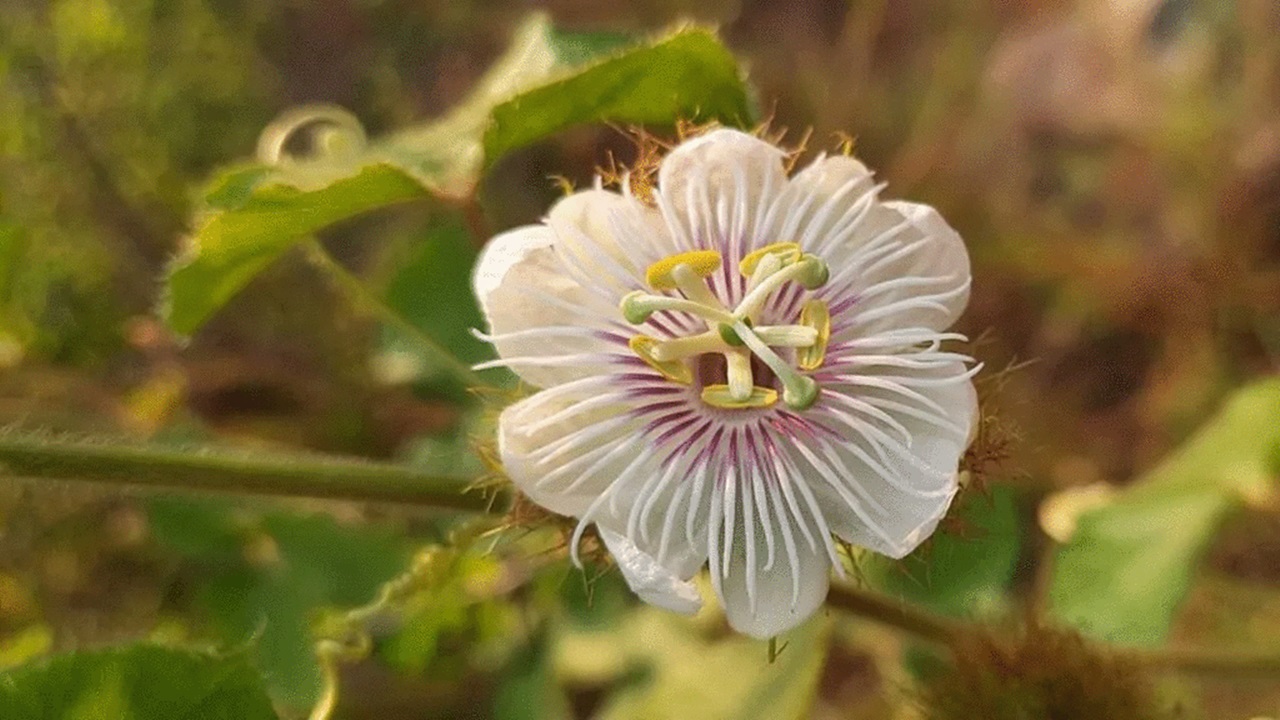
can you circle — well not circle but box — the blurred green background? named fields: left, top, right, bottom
left=1, top=0, right=1279, bottom=718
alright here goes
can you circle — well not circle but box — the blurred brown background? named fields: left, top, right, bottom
left=1, top=0, right=1278, bottom=717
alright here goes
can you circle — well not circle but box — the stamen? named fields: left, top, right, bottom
left=623, top=245, right=831, bottom=412
left=796, top=299, right=830, bottom=370
left=735, top=256, right=829, bottom=319
left=739, top=242, right=802, bottom=277
left=732, top=320, right=820, bottom=410
left=645, top=250, right=722, bottom=290
left=726, top=351, right=754, bottom=401
left=629, top=336, right=692, bottom=384
left=620, top=291, right=734, bottom=325
left=746, top=252, right=782, bottom=292
left=701, top=384, right=778, bottom=409
left=670, top=263, right=726, bottom=312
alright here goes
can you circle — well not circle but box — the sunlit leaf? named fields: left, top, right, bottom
left=482, top=27, right=754, bottom=166
left=1049, top=378, right=1280, bottom=645
left=165, top=163, right=423, bottom=334
left=163, top=16, right=755, bottom=336
left=0, top=627, right=51, bottom=671
left=0, top=644, right=278, bottom=720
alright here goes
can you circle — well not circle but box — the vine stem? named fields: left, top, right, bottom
left=0, top=433, right=500, bottom=512
left=1130, top=646, right=1280, bottom=677
left=824, top=583, right=963, bottom=645
left=302, top=240, right=488, bottom=389
left=826, top=583, right=1280, bottom=677
left=4, top=434, right=1278, bottom=681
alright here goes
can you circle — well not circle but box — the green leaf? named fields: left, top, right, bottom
left=493, top=633, right=571, bottom=720
left=165, top=163, right=423, bottom=335
left=164, top=15, right=755, bottom=336
left=1049, top=378, right=1280, bottom=645
left=382, top=219, right=483, bottom=364
left=482, top=27, right=755, bottom=166
left=863, top=486, right=1021, bottom=618
left=0, top=644, right=278, bottom=720
left=148, top=499, right=412, bottom=709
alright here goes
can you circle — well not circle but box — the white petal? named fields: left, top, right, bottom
left=599, top=526, right=703, bottom=615
left=806, top=361, right=977, bottom=558
left=878, top=200, right=971, bottom=330
left=780, top=156, right=970, bottom=334
left=472, top=225, right=620, bottom=388
left=713, top=484, right=831, bottom=639
left=818, top=197, right=968, bottom=335
left=657, top=128, right=788, bottom=254
left=497, top=381, right=643, bottom=517
left=767, top=154, right=879, bottom=256
left=545, top=189, right=673, bottom=291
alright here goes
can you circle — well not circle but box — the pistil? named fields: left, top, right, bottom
left=648, top=331, right=730, bottom=362
left=726, top=351, right=754, bottom=401
left=623, top=249, right=830, bottom=411
left=621, top=291, right=735, bottom=325
left=735, top=256, right=829, bottom=319
left=753, top=326, right=819, bottom=346
left=732, top=320, right=820, bottom=410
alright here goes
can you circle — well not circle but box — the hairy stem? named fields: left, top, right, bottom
left=303, top=240, right=487, bottom=388
left=825, top=583, right=963, bottom=645
left=6, top=435, right=1279, bottom=681
left=1132, top=645, right=1280, bottom=677
left=0, top=433, right=500, bottom=511
left=827, top=582, right=1280, bottom=678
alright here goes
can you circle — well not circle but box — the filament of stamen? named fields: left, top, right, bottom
left=739, top=242, right=802, bottom=276
left=747, top=252, right=782, bottom=292
left=670, top=263, right=726, bottom=313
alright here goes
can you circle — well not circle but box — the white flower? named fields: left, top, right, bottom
left=473, top=128, right=977, bottom=638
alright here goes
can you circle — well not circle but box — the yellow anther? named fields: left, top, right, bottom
left=645, top=250, right=723, bottom=290
left=701, top=384, right=779, bottom=409
left=796, top=299, right=831, bottom=370
left=739, top=242, right=802, bottom=277
left=629, top=336, right=692, bottom=384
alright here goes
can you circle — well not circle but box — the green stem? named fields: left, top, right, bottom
left=825, top=583, right=963, bottom=645
left=0, top=434, right=501, bottom=512
left=303, top=240, right=487, bottom=388
left=1131, top=645, right=1280, bottom=677
left=7, top=435, right=1279, bottom=681
left=827, top=583, right=1280, bottom=678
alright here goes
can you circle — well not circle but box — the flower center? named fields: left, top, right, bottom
left=621, top=244, right=830, bottom=411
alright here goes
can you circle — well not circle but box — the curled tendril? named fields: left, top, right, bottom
left=256, top=104, right=368, bottom=166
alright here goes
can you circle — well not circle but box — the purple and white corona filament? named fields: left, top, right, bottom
left=473, top=128, right=978, bottom=638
